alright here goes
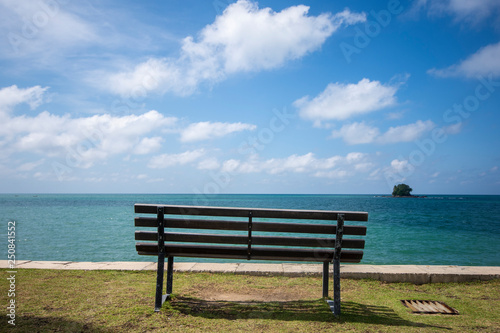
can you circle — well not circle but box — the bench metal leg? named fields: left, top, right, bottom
left=154, top=252, right=165, bottom=312
left=155, top=206, right=166, bottom=312
left=154, top=256, right=173, bottom=312
left=325, top=258, right=341, bottom=316
left=166, top=256, right=174, bottom=295
left=333, top=257, right=341, bottom=316
left=327, top=213, right=344, bottom=316
left=322, top=261, right=329, bottom=298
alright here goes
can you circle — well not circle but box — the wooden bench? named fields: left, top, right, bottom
left=134, top=204, right=368, bottom=316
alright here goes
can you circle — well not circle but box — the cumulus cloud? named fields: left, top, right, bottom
left=376, top=158, right=412, bottom=184
left=331, top=122, right=380, bottom=145
left=148, top=149, right=205, bottom=169
left=428, top=41, right=500, bottom=78
left=103, top=58, right=189, bottom=97
left=216, top=151, right=372, bottom=178
left=195, top=3, right=363, bottom=73
left=377, top=120, right=436, bottom=144
left=331, top=120, right=436, bottom=145
left=10, top=110, right=176, bottom=167
left=0, top=85, right=178, bottom=168
left=197, top=157, right=220, bottom=170
left=133, top=137, right=163, bottom=155
left=0, top=85, right=264, bottom=174
left=101, top=1, right=365, bottom=97
left=294, top=78, right=399, bottom=125
left=267, top=153, right=317, bottom=174
left=0, top=85, right=48, bottom=114
left=180, top=121, right=256, bottom=142
left=390, top=158, right=411, bottom=174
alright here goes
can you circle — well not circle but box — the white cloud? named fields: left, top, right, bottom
left=413, top=0, right=500, bottom=24
left=331, top=120, right=435, bottom=145
left=0, top=0, right=185, bottom=105
left=1, top=0, right=99, bottom=58
left=353, top=162, right=374, bottom=172
left=331, top=122, right=380, bottom=145
left=180, top=121, right=256, bottom=142
left=101, top=1, right=365, bottom=97
left=447, top=0, right=499, bottom=16
left=148, top=149, right=205, bottom=169
left=18, top=159, right=45, bottom=171
left=390, top=159, right=411, bottom=174
left=198, top=158, right=220, bottom=170
left=0, top=85, right=48, bottom=114
left=8, top=110, right=176, bottom=167
left=345, top=152, right=366, bottom=163
left=295, top=78, right=399, bottom=125
left=133, top=137, right=163, bottom=155
left=314, top=169, right=349, bottom=179
left=103, top=58, right=188, bottom=97
left=377, top=120, right=435, bottom=144
left=386, top=111, right=405, bottom=120
left=0, top=85, right=178, bottom=168
left=381, top=159, right=408, bottom=184
left=428, top=41, right=500, bottom=78
left=268, top=153, right=317, bottom=174
left=195, top=3, right=363, bottom=73
left=215, top=152, right=373, bottom=178
left=222, top=159, right=241, bottom=173
left=443, top=122, right=462, bottom=135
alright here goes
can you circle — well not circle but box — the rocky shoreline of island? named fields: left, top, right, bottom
left=377, top=195, right=428, bottom=198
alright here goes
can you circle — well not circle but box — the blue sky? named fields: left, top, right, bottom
left=1, top=0, right=499, bottom=194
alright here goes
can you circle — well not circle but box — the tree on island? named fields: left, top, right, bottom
left=392, top=183, right=413, bottom=197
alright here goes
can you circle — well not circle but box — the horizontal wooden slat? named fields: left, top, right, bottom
left=135, top=204, right=368, bottom=221
left=135, top=231, right=365, bottom=249
left=135, top=243, right=363, bottom=263
left=135, top=217, right=367, bottom=236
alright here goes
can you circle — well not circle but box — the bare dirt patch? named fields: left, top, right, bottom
left=180, top=274, right=324, bottom=304
left=201, top=290, right=304, bottom=302
left=190, top=283, right=319, bottom=303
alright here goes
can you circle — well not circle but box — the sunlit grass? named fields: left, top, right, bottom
left=1, top=269, right=498, bottom=332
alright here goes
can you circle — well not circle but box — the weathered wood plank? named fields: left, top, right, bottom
left=135, top=204, right=368, bottom=221
left=135, top=231, right=365, bottom=249
left=135, top=243, right=363, bottom=262
left=135, top=217, right=367, bottom=236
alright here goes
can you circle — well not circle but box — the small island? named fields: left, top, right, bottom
left=391, top=183, right=426, bottom=198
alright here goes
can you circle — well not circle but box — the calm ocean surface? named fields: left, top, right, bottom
left=1, top=194, right=499, bottom=266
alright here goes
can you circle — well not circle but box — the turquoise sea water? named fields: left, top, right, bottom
left=1, top=194, right=499, bottom=266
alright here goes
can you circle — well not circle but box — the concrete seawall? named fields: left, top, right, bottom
left=2, top=260, right=499, bottom=284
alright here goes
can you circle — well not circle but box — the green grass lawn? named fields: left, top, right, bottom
left=1, top=268, right=499, bottom=332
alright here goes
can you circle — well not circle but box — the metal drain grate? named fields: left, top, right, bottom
left=401, top=300, right=459, bottom=315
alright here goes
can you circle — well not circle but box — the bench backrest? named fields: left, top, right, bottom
left=135, top=204, right=368, bottom=263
